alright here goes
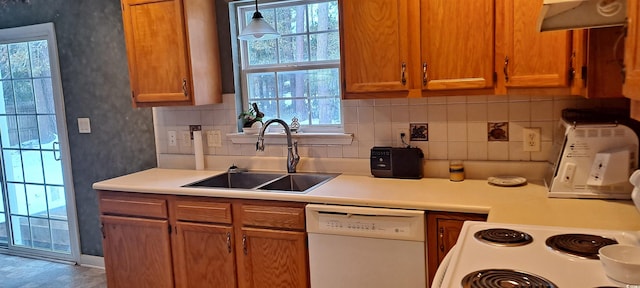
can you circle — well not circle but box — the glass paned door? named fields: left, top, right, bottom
left=0, top=23, right=78, bottom=261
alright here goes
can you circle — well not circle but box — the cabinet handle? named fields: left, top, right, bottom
left=401, top=62, right=407, bottom=85
left=182, top=78, right=188, bottom=97
left=439, top=227, right=444, bottom=252
left=242, top=234, right=247, bottom=255
left=226, top=232, right=232, bottom=253
left=422, top=62, right=428, bottom=86
left=503, top=56, right=510, bottom=83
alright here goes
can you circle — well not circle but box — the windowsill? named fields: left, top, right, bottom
left=227, top=132, right=353, bottom=145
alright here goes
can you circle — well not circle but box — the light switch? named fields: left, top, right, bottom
left=78, top=118, right=91, bottom=134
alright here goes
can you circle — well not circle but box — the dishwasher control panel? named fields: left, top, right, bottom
left=306, top=204, right=425, bottom=241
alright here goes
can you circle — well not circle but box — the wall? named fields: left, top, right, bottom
left=154, top=94, right=630, bottom=169
left=0, top=0, right=157, bottom=257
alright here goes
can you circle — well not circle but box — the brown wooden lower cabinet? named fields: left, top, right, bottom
left=426, top=211, right=487, bottom=287
left=98, top=191, right=309, bottom=288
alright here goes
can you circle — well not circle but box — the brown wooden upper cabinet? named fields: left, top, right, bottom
left=625, top=0, right=640, bottom=119
left=120, top=0, right=222, bottom=107
left=495, top=0, right=578, bottom=95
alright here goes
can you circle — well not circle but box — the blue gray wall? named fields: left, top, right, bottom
left=0, top=0, right=157, bottom=256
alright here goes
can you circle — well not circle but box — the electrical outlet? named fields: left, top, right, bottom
left=168, top=131, right=177, bottom=147
left=207, top=130, right=222, bottom=147
left=396, top=128, right=409, bottom=145
left=522, top=127, right=541, bottom=152
left=180, top=131, right=191, bottom=147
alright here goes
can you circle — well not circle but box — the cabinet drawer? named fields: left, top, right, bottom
left=174, top=199, right=232, bottom=224
left=99, top=192, right=168, bottom=219
left=241, top=204, right=305, bottom=230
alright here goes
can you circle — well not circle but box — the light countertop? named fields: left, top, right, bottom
left=92, top=168, right=640, bottom=231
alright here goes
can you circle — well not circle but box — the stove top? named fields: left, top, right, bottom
left=439, top=222, right=640, bottom=287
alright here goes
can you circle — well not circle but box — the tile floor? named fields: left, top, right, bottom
left=0, top=253, right=106, bottom=288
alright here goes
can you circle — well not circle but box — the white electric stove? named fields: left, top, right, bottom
left=437, top=221, right=640, bottom=287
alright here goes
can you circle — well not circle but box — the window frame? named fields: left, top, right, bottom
left=233, top=0, right=343, bottom=133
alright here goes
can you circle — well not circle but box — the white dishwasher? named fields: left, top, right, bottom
left=306, top=204, right=426, bottom=288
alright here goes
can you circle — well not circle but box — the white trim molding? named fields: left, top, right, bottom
left=79, top=254, right=105, bottom=269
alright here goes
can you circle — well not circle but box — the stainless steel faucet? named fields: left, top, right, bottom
left=256, top=119, right=300, bottom=173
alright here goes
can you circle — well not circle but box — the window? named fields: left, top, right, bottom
left=235, top=0, right=341, bottom=132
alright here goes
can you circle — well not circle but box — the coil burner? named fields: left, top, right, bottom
left=473, top=228, right=533, bottom=247
left=461, top=269, right=557, bottom=288
left=545, top=234, right=618, bottom=259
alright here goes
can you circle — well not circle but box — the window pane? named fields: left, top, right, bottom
left=279, top=98, right=309, bottom=125
left=34, top=78, right=54, bottom=114
left=0, top=44, right=9, bottom=79
left=310, top=32, right=340, bottom=61
left=38, top=114, right=58, bottom=149
left=42, top=151, right=63, bottom=185
left=0, top=116, right=20, bottom=149
left=26, top=184, right=47, bottom=217
left=311, top=97, right=341, bottom=124
left=0, top=191, right=4, bottom=213
left=23, top=150, right=44, bottom=184
left=247, top=40, right=278, bottom=66
left=4, top=150, right=24, bottom=182
left=309, top=69, right=340, bottom=97
left=29, top=40, right=51, bottom=78
left=252, top=100, right=278, bottom=122
left=247, top=72, right=276, bottom=99
left=308, top=2, right=338, bottom=32
left=47, top=186, right=66, bottom=220
left=11, top=215, right=31, bottom=247
left=276, top=5, right=307, bottom=34
left=9, top=43, right=31, bottom=79
left=30, top=217, right=51, bottom=250
left=0, top=213, right=6, bottom=244
left=1, top=80, right=16, bottom=114
left=278, top=35, right=309, bottom=63
left=278, top=71, right=308, bottom=99
left=14, top=79, right=35, bottom=114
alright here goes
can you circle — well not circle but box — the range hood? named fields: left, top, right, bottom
left=538, top=0, right=627, bottom=32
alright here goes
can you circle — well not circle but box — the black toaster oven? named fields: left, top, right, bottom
left=370, top=147, right=424, bottom=179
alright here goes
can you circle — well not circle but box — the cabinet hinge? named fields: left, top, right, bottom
left=131, top=90, right=135, bottom=99
left=100, top=223, right=105, bottom=239
left=581, top=66, right=588, bottom=87
left=168, top=224, right=172, bottom=234
left=493, top=71, right=497, bottom=83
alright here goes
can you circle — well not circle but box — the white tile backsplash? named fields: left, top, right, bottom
left=154, top=93, right=629, bottom=165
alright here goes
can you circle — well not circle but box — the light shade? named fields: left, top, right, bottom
left=238, top=11, right=280, bottom=41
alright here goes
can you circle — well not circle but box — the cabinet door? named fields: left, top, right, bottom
left=421, top=0, right=494, bottom=91
left=426, top=212, right=487, bottom=286
left=174, top=222, right=236, bottom=288
left=496, top=0, right=572, bottom=91
left=625, top=0, right=640, bottom=101
left=101, top=215, right=174, bottom=288
left=237, top=227, right=308, bottom=288
left=340, top=0, right=415, bottom=96
left=121, top=0, right=191, bottom=105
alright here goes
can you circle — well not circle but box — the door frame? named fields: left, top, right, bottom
left=0, top=22, right=80, bottom=262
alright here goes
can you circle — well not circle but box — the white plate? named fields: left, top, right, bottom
left=487, top=176, right=527, bottom=187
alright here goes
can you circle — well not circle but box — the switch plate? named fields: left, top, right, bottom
left=522, top=127, right=541, bottom=152
left=207, top=130, right=222, bottom=147
left=179, top=131, right=191, bottom=147
left=78, top=118, right=91, bottom=134
left=168, top=131, right=177, bottom=147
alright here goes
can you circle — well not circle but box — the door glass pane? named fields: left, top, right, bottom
left=38, top=114, right=57, bottom=150
left=31, top=217, right=51, bottom=250
left=51, top=219, right=69, bottom=253
left=42, top=151, right=63, bottom=185
left=8, top=43, right=31, bottom=79
left=22, top=150, right=44, bottom=184
left=11, top=215, right=30, bottom=247
left=4, top=150, right=24, bottom=182
left=7, top=183, right=27, bottom=215
left=29, top=41, right=50, bottom=78
left=0, top=80, right=16, bottom=114
left=18, top=115, right=40, bottom=149
left=46, top=186, right=66, bottom=220
left=34, top=78, right=54, bottom=114
left=0, top=116, right=19, bottom=148
left=0, top=212, right=7, bottom=244
left=14, top=79, right=35, bottom=114
left=26, top=184, right=47, bottom=217
left=0, top=44, right=9, bottom=79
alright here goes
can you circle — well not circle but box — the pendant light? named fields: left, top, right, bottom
left=238, top=0, right=280, bottom=41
